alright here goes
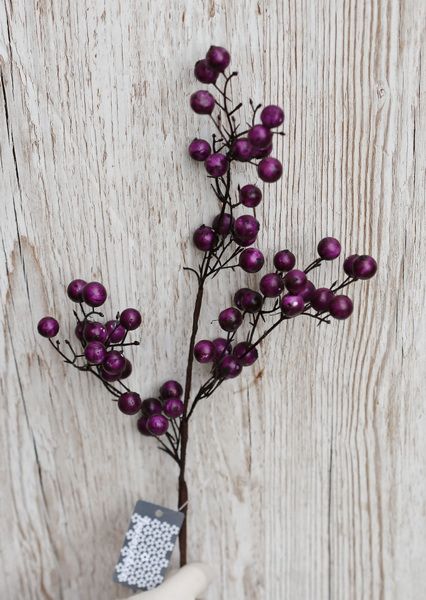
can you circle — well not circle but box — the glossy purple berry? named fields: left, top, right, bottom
left=212, top=213, right=234, bottom=236
left=189, top=138, right=211, bottom=161
left=84, top=341, right=107, bottom=365
left=258, top=157, right=283, bottom=183
left=120, top=308, right=142, bottom=331
left=329, top=295, right=353, bottom=320
left=317, top=237, right=341, bottom=260
left=218, top=307, right=243, bottom=332
left=239, top=184, right=262, bottom=208
left=205, top=153, right=228, bottom=177
left=260, top=105, right=284, bottom=129
left=137, top=416, right=152, bottom=436
left=99, top=367, right=120, bottom=382
left=250, top=143, right=273, bottom=159
left=234, top=288, right=263, bottom=313
left=284, top=269, right=307, bottom=293
left=212, top=337, right=232, bottom=360
left=343, top=254, right=359, bottom=277
left=141, top=398, right=163, bottom=416
left=233, top=234, right=258, bottom=247
left=206, top=46, right=230, bottom=72
left=147, top=414, right=169, bottom=436
left=82, top=282, right=107, bottom=307
left=121, top=359, right=132, bottom=379
left=37, top=316, right=59, bottom=338
left=194, top=340, right=215, bottom=363
left=274, top=250, right=296, bottom=272
left=190, top=90, right=215, bottom=115
left=105, top=320, right=126, bottom=344
left=239, top=247, right=264, bottom=273
left=67, top=279, right=87, bottom=302
left=260, top=273, right=284, bottom=297
left=248, top=124, right=272, bottom=148
left=163, top=398, right=184, bottom=418
left=232, top=138, right=253, bottom=162
left=118, top=392, right=142, bottom=415
left=102, top=350, right=125, bottom=375
left=83, top=321, right=107, bottom=343
left=193, top=225, right=218, bottom=252
left=298, top=281, right=316, bottom=302
left=311, top=288, right=334, bottom=312
left=194, top=59, right=218, bottom=84
left=160, top=380, right=183, bottom=399
left=75, top=321, right=84, bottom=342
left=216, top=355, right=242, bottom=379
left=281, top=294, right=304, bottom=317
left=233, top=215, right=260, bottom=242
left=352, top=255, right=377, bottom=280
left=233, top=342, right=258, bottom=366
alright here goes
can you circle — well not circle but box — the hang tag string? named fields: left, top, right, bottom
left=178, top=501, right=189, bottom=512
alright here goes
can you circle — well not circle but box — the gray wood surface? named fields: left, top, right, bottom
left=1, top=1, right=425, bottom=598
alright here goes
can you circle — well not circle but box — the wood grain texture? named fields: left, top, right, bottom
left=1, top=1, right=425, bottom=598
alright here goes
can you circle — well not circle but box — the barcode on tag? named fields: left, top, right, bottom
left=113, top=500, right=184, bottom=590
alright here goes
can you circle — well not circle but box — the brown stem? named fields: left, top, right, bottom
left=178, top=281, right=205, bottom=566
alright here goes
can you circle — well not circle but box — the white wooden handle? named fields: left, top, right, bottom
left=119, top=563, right=214, bottom=600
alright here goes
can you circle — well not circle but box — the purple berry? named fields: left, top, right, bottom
left=248, top=124, right=272, bottom=148
left=239, top=247, right=264, bottom=273
left=84, top=341, right=107, bottom=365
left=102, top=350, right=125, bottom=375
left=232, top=138, right=253, bottom=162
left=163, top=398, right=184, bottom=418
left=75, top=321, right=84, bottom=341
left=284, top=269, right=307, bottom=293
left=212, top=213, right=234, bottom=236
left=141, top=398, right=163, bottom=416
left=216, top=355, right=242, bottom=379
left=239, top=184, right=262, bottom=208
left=298, top=281, right=316, bottom=301
left=121, top=359, right=132, bottom=379
left=147, top=414, right=169, bottom=436
left=233, top=234, right=258, bottom=247
left=352, top=255, right=377, bottom=280
left=160, top=380, right=183, bottom=399
left=259, top=273, right=284, bottom=297
left=274, top=250, right=296, bottom=272
left=83, top=321, right=107, bottom=343
left=329, top=295, right=353, bottom=320
left=194, top=59, right=219, bottom=84
left=250, top=143, right=273, bottom=159
left=67, top=279, right=87, bottom=302
left=193, top=225, right=218, bottom=252
left=311, top=288, right=334, bottom=312
left=189, top=138, right=211, bottom=161
left=258, top=157, right=283, bottom=183
left=234, top=288, right=263, bottom=313
left=37, top=316, right=59, bottom=338
left=218, top=307, right=243, bottom=332
left=233, top=342, right=258, bottom=366
left=137, top=416, right=152, bottom=436
left=194, top=339, right=215, bottom=363
left=99, top=367, right=120, bottom=382
left=233, top=215, right=260, bottom=242
left=120, top=308, right=142, bottom=331
left=281, top=294, right=304, bottom=317
left=82, top=281, right=107, bottom=307
left=206, top=45, right=230, bottom=72
left=212, top=337, right=232, bottom=360
left=190, top=90, right=215, bottom=115
left=317, top=237, right=341, bottom=260
left=260, top=105, right=284, bottom=129
left=118, top=392, right=142, bottom=415
left=105, top=320, right=126, bottom=343
left=205, top=153, right=228, bottom=177
left=343, top=254, right=359, bottom=277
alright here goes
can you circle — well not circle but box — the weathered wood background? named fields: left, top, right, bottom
left=1, top=1, right=425, bottom=598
